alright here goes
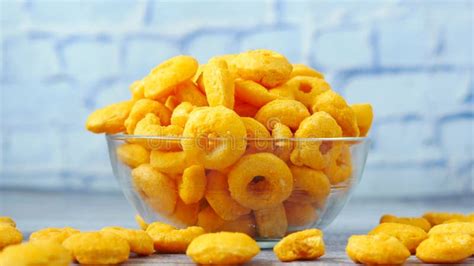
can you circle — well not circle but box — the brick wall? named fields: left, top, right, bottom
left=1, top=0, right=472, bottom=198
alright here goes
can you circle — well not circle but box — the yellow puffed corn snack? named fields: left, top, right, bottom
left=170, top=101, right=195, bottom=128
left=428, top=222, right=474, bottom=237
left=133, top=113, right=183, bottom=151
left=169, top=199, right=200, bottom=227
left=197, top=206, right=226, bottom=233
left=0, top=217, right=15, bottom=227
left=312, top=90, right=360, bottom=137
left=269, top=84, right=296, bottom=100
left=285, top=76, right=330, bottom=108
left=205, top=171, right=251, bottom=221
left=175, top=81, right=208, bottom=107
left=231, top=49, right=292, bottom=88
left=255, top=99, right=310, bottom=130
left=202, top=58, right=235, bottom=109
left=241, top=117, right=271, bottom=153
left=228, top=153, right=293, bottom=210
left=116, top=143, right=150, bottom=168
left=178, top=165, right=207, bottom=204
left=125, top=98, right=171, bottom=133
left=150, top=150, right=201, bottom=174
left=86, top=100, right=133, bottom=134
left=182, top=106, right=247, bottom=169
left=146, top=222, right=204, bottom=253
left=443, top=216, right=474, bottom=223
left=274, top=229, right=325, bottom=262
left=0, top=224, right=22, bottom=250
left=234, top=79, right=277, bottom=107
left=254, top=203, right=288, bottom=238
left=135, top=215, right=149, bottom=230
left=351, top=103, right=373, bottom=136
left=130, top=79, right=145, bottom=100
left=369, top=222, right=427, bottom=254
left=186, top=232, right=260, bottom=265
left=284, top=201, right=318, bottom=227
left=0, top=241, right=72, bottom=266
left=323, top=144, right=353, bottom=184
left=219, top=214, right=256, bottom=237
left=423, top=212, right=467, bottom=226
left=131, top=164, right=177, bottom=215
left=288, top=166, right=330, bottom=206
left=271, top=122, right=293, bottom=162
left=144, top=55, right=198, bottom=100
left=416, top=234, right=474, bottom=263
left=290, top=64, right=324, bottom=79
left=346, top=234, right=410, bottom=265
left=101, top=226, right=154, bottom=255
left=63, top=231, right=130, bottom=265
left=164, top=95, right=179, bottom=110
left=380, top=214, right=432, bottom=232
left=234, top=101, right=259, bottom=117
left=29, top=227, right=80, bottom=244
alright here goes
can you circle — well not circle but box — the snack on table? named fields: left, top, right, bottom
left=416, top=233, right=474, bottom=263
left=101, top=226, right=155, bottom=255
left=422, top=211, right=467, bottom=226
left=0, top=217, right=16, bottom=227
left=380, top=214, right=431, bottom=232
left=273, top=229, right=325, bottom=262
left=0, top=224, right=22, bottom=250
left=135, top=214, right=149, bottom=230
left=369, top=222, right=427, bottom=254
left=146, top=222, right=204, bottom=253
left=428, top=222, right=474, bottom=237
left=29, top=227, right=80, bottom=244
left=186, top=232, right=260, bottom=265
left=346, top=234, right=410, bottom=265
left=0, top=241, right=72, bottom=266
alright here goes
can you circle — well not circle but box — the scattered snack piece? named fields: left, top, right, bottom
left=380, top=214, right=432, bottom=232
left=101, top=226, right=154, bottom=255
left=428, top=222, right=474, bottom=238
left=0, top=224, right=22, bottom=250
left=273, top=229, right=325, bottom=262
left=0, top=241, right=72, bottom=266
left=135, top=215, right=149, bottom=230
left=423, top=212, right=466, bottom=226
left=146, top=222, right=204, bottom=253
left=346, top=234, right=410, bottom=265
left=369, top=222, right=427, bottom=254
left=416, top=233, right=474, bottom=264
left=0, top=217, right=16, bottom=227
left=29, top=227, right=80, bottom=244
left=186, top=232, right=260, bottom=265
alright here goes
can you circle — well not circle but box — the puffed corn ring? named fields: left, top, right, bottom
left=197, top=206, right=226, bottom=233
left=202, top=59, right=235, bottom=109
left=274, top=229, right=325, bottom=262
left=164, top=95, right=180, bottom=111
left=369, top=222, right=427, bottom=254
left=271, top=122, right=293, bottom=161
left=428, top=222, right=474, bottom=237
left=150, top=149, right=201, bottom=174
left=290, top=112, right=343, bottom=170
left=101, top=226, right=154, bottom=255
left=182, top=106, right=247, bottom=170
left=146, top=222, right=205, bottom=253
left=351, top=103, right=373, bottom=137
left=346, top=234, right=410, bottom=265
left=63, top=231, right=130, bottom=265
left=286, top=76, right=330, bottom=108
left=186, top=232, right=260, bottom=265
left=254, top=203, right=288, bottom=238
left=290, top=64, right=324, bottom=79
left=234, top=101, right=259, bottom=117
left=284, top=201, right=319, bottom=227
left=231, top=49, right=292, bottom=88
left=116, top=143, right=150, bottom=168
left=0, top=241, right=72, bottom=266
left=29, top=227, right=80, bottom=244
left=169, top=199, right=200, bottom=227
left=444, top=216, right=474, bottom=223
left=0, top=217, right=15, bottom=227
left=269, top=85, right=296, bottom=100
left=0, top=224, right=22, bottom=250
left=130, top=79, right=145, bottom=101
left=175, top=81, right=208, bottom=107
left=219, top=214, right=256, bottom=237
left=256, top=99, right=310, bottom=130
left=178, top=165, right=207, bottom=204
left=312, top=90, right=360, bottom=137
left=323, top=144, right=352, bottom=184
left=380, top=214, right=432, bottom=232
left=133, top=113, right=183, bottom=151
left=235, top=79, right=277, bottom=107
left=205, top=171, right=251, bottom=221
left=125, top=98, right=171, bottom=133
left=416, top=234, right=474, bottom=263
left=170, top=102, right=195, bottom=128
left=86, top=100, right=133, bottom=134
left=241, top=117, right=272, bottom=154
left=135, top=215, right=149, bottom=230
left=423, top=212, right=467, bottom=226
left=288, top=166, right=330, bottom=205
left=228, top=153, right=293, bottom=210
left=144, top=55, right=198, bottom=100
left=210, top=54, right=237, bottom=75
left=132, top=164, right=177, bottom=215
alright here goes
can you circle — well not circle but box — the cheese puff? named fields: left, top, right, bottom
left=380, top=214, right=432, bottom=232
left=175, top=81, right=208, bottom=107
left=255, top=99, right=310, bottom=130
left=323, top=144, right=352, bottom=185
left=146, top=222, right=204, bottom=253
left=416, top=234, right=474, bottom=263
left=130, top=79, right=145, bottom=101
left=423, top=212, right=468, bottom=226
left=125, top=98, right=171, bottom=133
left=288, top=165, right=331, bottom=205
left=219, top=214, right=257, bottom=237
left=197, top=206, right=226, bottom=233
left=0, top=224, right=22, bottom=250
left=428, top=222, right=474, bottom=238
left=178, top=165, right=207, bottom=204
left=235, top=79, right=277, bottom=107
left=241, top=117, right=272, bottom=154
left=234, top=101, right=259, bottom=117
left=0, top=241, right=72, bottom=266
left=202, top=59, right=235, bottom=109
left=86, top=100, right=133, bottom=134
left=169, top=199, right=200, bottom=227
left=150, top=150, right=202, bottom=175
left=346, top=234, right=410, bottom=265
left=170, top=102, right=195, bottom=128
left=0, top=217, right=15, bottom=227
left=101, top=226, right=154, bottom=255
left=351, top=103, right=373, bottom=137
left=164, top=95, right=180, bottom=111
left=274, top=229, right=325, bottom=262
left=29, top=227, right=80, bottom=244
left=116, top=143, right=150, bottom=168
left=369, top=222, right=428, bottom=254
left=284, top=201, right=319, bottom=227
left=271, top=122, right=293, bottom=162
left=254, top=203, right=288, bottom=238
left=286, top=76, right=330, bottom=108
left=290, top=64, right=324, bottom=79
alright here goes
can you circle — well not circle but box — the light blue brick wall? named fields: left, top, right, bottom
left=1, top=0, right=473, bottom=198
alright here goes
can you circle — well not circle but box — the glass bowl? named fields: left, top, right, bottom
left=106, top=135, right=369, bottom=248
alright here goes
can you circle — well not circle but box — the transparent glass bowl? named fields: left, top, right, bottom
left=106, top=135, right=369, bottom=248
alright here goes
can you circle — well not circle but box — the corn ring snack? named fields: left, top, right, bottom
left=202, top=59, right=235, bottom=109
left=274, top=229, right=325, bottom=262
left=101, top=226, right=154, bottom=255
left=323, top=144, right=352, bottom=184
left=164, top=95, right=180, bottom=111
left=234, top=101, right=259, bottom=117
left=197, top=206, right=226, bottom=232
left=178, top=165, right=207, bottom=204
left=130, top=79, right=145, bottom=101
left=181, top=106, right=247, bottom=170
left=116, top=143, right=150, bottom=168
left=144, top=55, right=198, bottom=99
left=0, top=217, right=15, bottom=227
left=150, top=150, right=201, bottom=174
left=443, top=216, right=474, bottom=223
left=231, top=49, right=292, bottom=88
left=170, top=101, right=194, bottom=128
left=380, top=214, right=432, bottom=232
left=169, top=199, right=200, bottom=227
left=351, top=103, right=373, bottom=137
left=219, top=214, right=256, bottom=237
left=369, top=222, right=427, bottom=254
left=423, top=212, right=467, bottom=226
left=186, top=232, right=260, bottom=265
left=175, top=81, right=208, bottom=107
left=63, top=231, right=130, bottom=264
left=312, top=90, right=360, bottom=137
left=132, top=164, right=177, bottom=215
left=286, top=76, right=330, bottom=108
left=228, top=153, right=293, bottom=210
left=29, top=227, right=80, bottom=244
left=241, top=117, right=272, bottom=153
left=135, top=215, right=149, bottom=230
left=288, top=166, right=331, bottom=205
left=234, top=79, right=277, bottom=107
left=271, top=122, right=293, bottom=161
left=290, top=64, right=324, bottom=79
left=133, top=113, right=183, bottom=151
left=86, top=100, right=133, bottom=134
left=205, top=171, right=251, bottom=221
left=0, top=224, right=22, bottom=250
left=346, top=234, right=410, bottom=265
left=284, top=201, right=319, bottom=227
left=255, top=99, right=310, bottom=130
left=428, top=222, right=474, bottom=237
left=125, top=98, right=171, bottom=134
left=254, top=203, right=288, bottom=238
left=269, top=85, right=296, bottom=100
left=416, top=234, right=474, bottom=263
left=146, top=222, right=205, bottom=253
left=0, top=241, right=72, bottom=266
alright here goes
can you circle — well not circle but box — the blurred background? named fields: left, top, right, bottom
left=0, top=0, right=472, bottom=231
